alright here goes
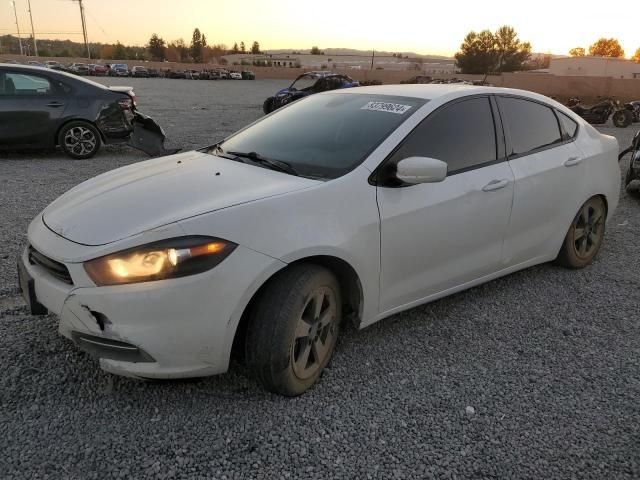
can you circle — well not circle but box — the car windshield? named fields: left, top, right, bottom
left=215, top=93, right=427, bottom=179
left=290, top=76, right=318, bottom=91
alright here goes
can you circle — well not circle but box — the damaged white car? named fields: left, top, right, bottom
left=19, top=85, right=620, bottom=395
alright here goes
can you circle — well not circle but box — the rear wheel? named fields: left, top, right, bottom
left=612, top=110, right=633, bottom=128
left=246, top=264, right=342, bottom=396
left=555, top=196, right=606, bottom=268
left=58, top=121, right=101, bottom=159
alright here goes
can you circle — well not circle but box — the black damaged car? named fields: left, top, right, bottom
left=0, top=64, right=173, bottom=159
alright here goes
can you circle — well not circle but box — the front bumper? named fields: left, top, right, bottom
left=20, top=229, right=285, bottom=379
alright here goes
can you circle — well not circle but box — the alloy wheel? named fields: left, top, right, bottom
left=572, top=199, right=605, bottom=259
left=291, top=287, right=338, bottom=380
left=64, top=126, right=97, bottom=157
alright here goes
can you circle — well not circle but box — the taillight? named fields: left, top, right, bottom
left=118, top=98, right=133, bottom=110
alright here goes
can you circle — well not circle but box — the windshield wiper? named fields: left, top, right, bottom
left=226, top=150, right=299, bottom=176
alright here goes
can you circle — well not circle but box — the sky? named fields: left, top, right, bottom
left=1, top=0, right=638, bottom=57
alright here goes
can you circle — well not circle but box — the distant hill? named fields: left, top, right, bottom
left=265, top=47, right=454, bottom=60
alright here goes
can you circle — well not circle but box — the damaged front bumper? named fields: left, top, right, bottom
left=19, top=218, right=285, bottom=379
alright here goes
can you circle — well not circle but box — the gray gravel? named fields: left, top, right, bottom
left=1, top=79, right=639, bottom=479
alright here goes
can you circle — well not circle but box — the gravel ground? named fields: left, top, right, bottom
left=1, top=79, right=639, bottom=479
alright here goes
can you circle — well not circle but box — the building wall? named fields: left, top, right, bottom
left=550, top=56, right=640, bottom=79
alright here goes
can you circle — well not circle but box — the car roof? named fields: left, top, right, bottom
left=331, top=84, right=561, bottom=105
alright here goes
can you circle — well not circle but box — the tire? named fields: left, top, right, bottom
left=245, top=264, right=342, bottom=396
left=625, top=165, right=640, bottom=196
left=612, top=110, right=633, bottom=128
left=555, top=196, right=606, bottom=269
left=263, top=97, right=274, bottom=114
left=58, top=121, right=101, bottom=159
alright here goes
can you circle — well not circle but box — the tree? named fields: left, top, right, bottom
left=631, top=48, right=640, bottom=63
left=251, top=41, right=260, bottom=54
left=147, top=33, right=166, bottom=61
left=493, top=26, right=531, bottom=72
left=310, top=46, right=324, bottom=55
left=190, top=28, right=204, bottom=62
left=569, top=47, right=585, bottom=57
left=113, top=41, right=127, bottom=60
left=240, top=41, right=246, bottom=53
left=454, top=26, right=531, bottom=74
left=588, top=38, right=624, bottom=58
left=454, top=30, right=497, bottom=74
left=168, top=38, right=189, bottom=62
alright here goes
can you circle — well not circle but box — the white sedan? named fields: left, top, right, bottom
left=19, top=85, right=620, bottom=395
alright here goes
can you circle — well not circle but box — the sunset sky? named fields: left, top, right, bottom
left=1, top=0, right=638, bottom=57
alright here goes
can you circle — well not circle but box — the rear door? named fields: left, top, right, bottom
left=497, top=96, right=586, bottom=265
left=376, top=96, right=515, bottom=313
left=0, top=70, right=68, bottom=147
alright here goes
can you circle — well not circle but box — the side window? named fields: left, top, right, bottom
left=390, top=97, right=497, bottom=174
left=557, top=111, right=578, bottom=139
left=498, top=97, right=562, bottom=156
left=0, top=72, right=52, bottom=96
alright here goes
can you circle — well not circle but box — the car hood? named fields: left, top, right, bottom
left=42, top=150, right=319, bottom=246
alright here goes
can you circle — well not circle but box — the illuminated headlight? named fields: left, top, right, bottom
left=84, top=236, right=236, bottom=286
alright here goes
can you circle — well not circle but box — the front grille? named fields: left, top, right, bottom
left=28, top=245, right=73, bottom=285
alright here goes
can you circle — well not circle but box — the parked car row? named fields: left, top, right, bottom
left=0, top=59, right=255, bottom=80
left=400, top=75, right=478, bottom=85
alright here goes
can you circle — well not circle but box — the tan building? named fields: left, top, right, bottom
left=549, top=56, right=640, bottom=79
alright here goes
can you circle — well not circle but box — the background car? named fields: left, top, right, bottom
left=27, top=61, right=45, bottom=68
left=88, top=64, right=109, bottom=76
left=165, top=69, right=186, bottom=79
left=69, top=63, right=90, bottom=75
left=241, top=70, right=256, bottom=80
left=0, top=64, right=169, bottom=159
left=131, top=66, right=149, bottom=78
left=109, top=64, right=129, bottom=77
left=147, top=68, right=160, bottom=78
left=229, top=71, right=242, bottom=80
left=262, top=72, right=359, bottom=113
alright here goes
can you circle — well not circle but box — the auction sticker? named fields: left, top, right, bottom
left=361, top=101, right=413, bottom=114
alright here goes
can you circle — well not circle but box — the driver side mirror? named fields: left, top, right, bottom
left=395, top=156, right=447, bottom=185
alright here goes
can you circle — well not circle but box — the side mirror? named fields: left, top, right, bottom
left=395, top=156, right=447, bottom=185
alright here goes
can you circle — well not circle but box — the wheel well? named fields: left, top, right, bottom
left=54, top=119, right=105, bottom=146
left=231, top=256, right=363, bottom=361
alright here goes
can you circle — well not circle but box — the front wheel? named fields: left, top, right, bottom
left=555, top=196, right=606, bottom=268
left=262, top=97, right=275, bottom=114
left=246, top=264, right=342, bottom=396
left=58, top=121, right=101, bottom=159
left=612, top=110, right=633, bottom=128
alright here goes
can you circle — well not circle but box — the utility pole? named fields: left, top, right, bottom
left=73, top=0, right=90, bottom=59
left=11, top=0, right=24, bottom=56
left=27, top=0, right=37, bottom=56
left=370, top=49, right=375, bottom=70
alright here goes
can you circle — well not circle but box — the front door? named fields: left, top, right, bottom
left=376, top=96, right=514, bottom=313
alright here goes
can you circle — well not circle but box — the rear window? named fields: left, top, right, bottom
left=498, top=97, right=562, bottom=156
left=557, top=111, right=578, bottom=139
left=216, top=93, right=426, bottom=179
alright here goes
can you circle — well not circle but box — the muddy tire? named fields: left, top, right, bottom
left=555, top=196, right=607, bottom=269
left=246, top=264, right=342, bottom=396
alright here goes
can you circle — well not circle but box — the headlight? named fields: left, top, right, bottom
left=84, top=236, right=237, bottom=286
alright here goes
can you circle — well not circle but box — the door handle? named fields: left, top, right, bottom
left=47, top=102, right=64, bottom=108
left=482, top=179, right=509, bottom=192
left=564, top=156, right=582, bottom=167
